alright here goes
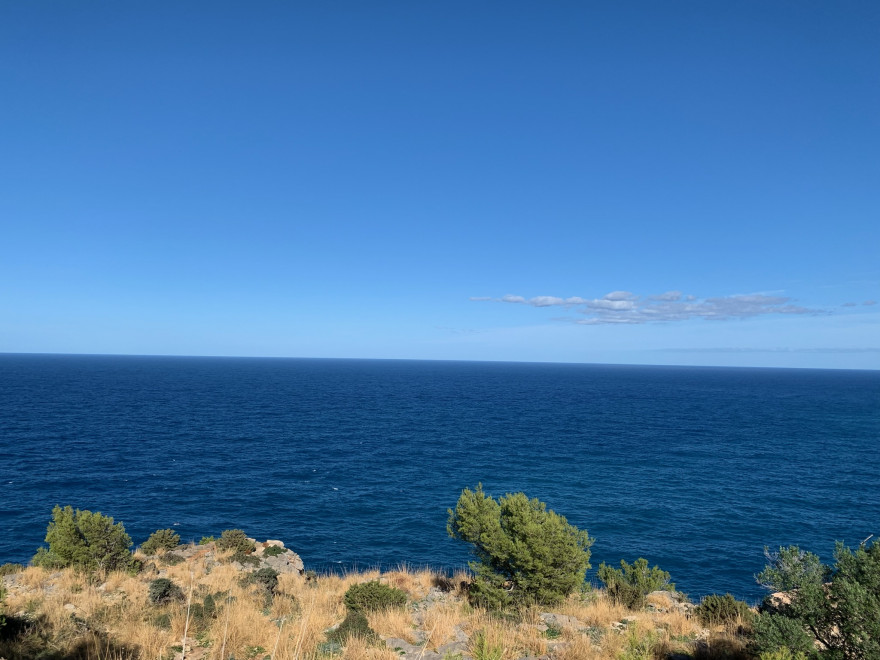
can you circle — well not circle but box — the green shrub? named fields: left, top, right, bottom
left=159, top=553, right=185, bottom=566
left=152, top=612, right=172, bottom=629
left=447, top=484, right=593, bottom=609
left=343, top=581, right=407, bottom=612
left=199, top=536, right=215, bottom=545
left=246, top=568, right=280, bottom=596
left=31, top=546, right=66, bottom=569
left=33, top=505, right=133, bottom=573
left=758, top=649, right=809, bottom=660
left=203, top=593, right=218, bottom=618
left=216, top=529, right=254, bottom=554
left=597, top=558, right=673, bottom=610
left=326, top=610, right=377, bottom=643
left=470, top=630, right=503, bottom=660
left=0, top=563, right=24, bottom=576
left=757, top=540, right=880, bottom=659
left=148, top=578, right=184, bottom=604
left=140, top=529, right=181, bottom=555
left=263, top=545, right=285, bottom=557
left=695, top=593, right=753, bottom=626
left=229, top=551, right=261, bottom=567
left=751, top=613, right=816, bottom=658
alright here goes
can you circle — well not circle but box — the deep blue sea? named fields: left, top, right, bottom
left=1, top=354, right=878, bottom=602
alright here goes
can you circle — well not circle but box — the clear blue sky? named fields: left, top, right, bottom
left=2, top=2, right=878, bottom=369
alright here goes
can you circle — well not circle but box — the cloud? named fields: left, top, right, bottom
left=650, top=290, right=682, bottom=301
left=472, top=290, right=826, bottom=325
left=864, top=300, right=877, bottom=306
left=656, top=347, right=880, bottom=354
left=842, top=302, right=858, bottom=307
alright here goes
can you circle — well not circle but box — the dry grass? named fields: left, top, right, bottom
left=0, top=563, right=753, bottom=660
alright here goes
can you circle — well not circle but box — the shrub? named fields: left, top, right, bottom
left=199, top=536, right=215, bottom=545
left=758, top=650, right=809, bottom=660
left=597, top=558, right=673, bottom=610
left=152, top=612, right=172, bottom=629
left=148, top=578, right=184, bottom=604
left=343, top=581, right=407, bottom=612
left=140, top=529, right=180, bottom=555
left=326, top=610, right=377, bottom=643
left=0, top=563, right=24, bottom=576
left=159, top=553, right=185, bottom=566
left=246, top=568, right=280, bottom=596
left=34, top=505, right=133, bottom=573
left=695, top=593, right=753, bottom=626
left=757, top=540, right=880, bottom=659
left=229, top=551, right=261, bottom=567
left=263, top=545, right=285, bottom=557
left=216, top=529, right=254, bottom=553
left=447, top=484, right=593, bottom=609
left=751, top=613, right=815, bottom=658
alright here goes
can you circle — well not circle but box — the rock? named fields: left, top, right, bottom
left=437, top=640, right=469, bottom=656
left=261, top=550, right=304, bottom=575
left=762, top=591, right=792, bottom=613
left=539, top=612, right=585, bottom=629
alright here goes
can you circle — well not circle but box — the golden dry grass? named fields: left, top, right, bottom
left=0, top=562, right=748, bottom=660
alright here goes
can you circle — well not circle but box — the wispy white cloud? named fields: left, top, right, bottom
left=655, top=347, right=880, bottom=354
left=472, top=290, right=826, bottom=325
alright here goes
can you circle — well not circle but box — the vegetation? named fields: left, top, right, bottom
left=244, top=567, right=280, bottom=600
left=147, top=577, right=184, bottom=604
left=263, top=544, right=286, bottom=557
left=597, top=557, right=673, bottom=610
left=755, top=540, right=880, bottom=659
left=696, top=593, right=753, bottom=626
left=216, top=528, right=255, bottom=553
left=343, top=580, right=407, bottom=612
left=32, top=505, right=133, bottom=573
left=326, top=610, right=377, bottom=644
left=229, top=551, right=261, bottom=567
left=447, top=484, right=593, bottom=609
left=5, top=498, right=876, bottom=659
left=159, top=552, right=185, bottom=566
left=139, top=528, right=180, bottom=555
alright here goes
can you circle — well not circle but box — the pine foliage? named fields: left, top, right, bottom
left=447, top=484, right=593, bottom=609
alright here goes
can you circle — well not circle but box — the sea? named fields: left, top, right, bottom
left=1, top=354, right=878, bottom=602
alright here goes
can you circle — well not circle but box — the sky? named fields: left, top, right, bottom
left=1, top=2, right=878, bottom=369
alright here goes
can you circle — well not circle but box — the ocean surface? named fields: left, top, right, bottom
left=1, top=354, right=878, bottom=602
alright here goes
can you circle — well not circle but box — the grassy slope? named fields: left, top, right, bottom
left=0, top=547, right=754, bottom=660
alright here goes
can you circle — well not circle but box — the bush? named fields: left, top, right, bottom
left=140, top=529, right=180, bottom=555
left=0, top=564, right=24, bottom=577
left=447, top=484, right=593, bottom=609
left=216, top=529, right=254, bottom=554
left=751, top=613, right=815, bottom=658
left=34, top=505, right=133, bottom=573
left=229, top=551, right=261, bottom=567
left=159, top=553, right=185, bottom=566
left=597, top=558, right=673, bottom=610
left=246, top=568, right=280, bottom=596
left=263, top=545, right=285, bottom=557
left=199, top=536, right=215, bottom=545
left=695, top=593, right=753, bottom=626
left=148, top=578, right=184, bottom=604
left=326, top=610, right=377, bottom=644
left=343, top=581, right=407, bottom=612
left=756, top=540, right=880, bottom=658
